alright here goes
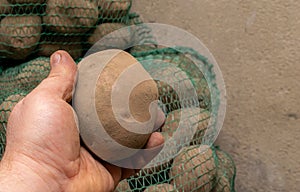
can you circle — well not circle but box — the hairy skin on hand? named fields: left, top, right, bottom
left=0, top=51, right=164, bottom=192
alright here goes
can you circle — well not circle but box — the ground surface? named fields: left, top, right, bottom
left=132, top=1, right=300, bottom=191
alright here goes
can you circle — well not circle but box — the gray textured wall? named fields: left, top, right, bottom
left=132, top=1, right=300, bottom=191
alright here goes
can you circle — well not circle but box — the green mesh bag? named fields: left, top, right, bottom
left=0, top=9, right=154, bottom=159
left=121, top=146, right=236, bottom=192
left=113, top=46, right=235, bottom=192
left=0, top=56, right=50, bottom=102
left=211, top=147, right=236, bottom=192
left=0, top=1, right=236, bottom=190
left=132, top=47, right=214, bottom=111
left=0, top=0, right=133, bottom=62
left=0, top=92, right=26, bottom=159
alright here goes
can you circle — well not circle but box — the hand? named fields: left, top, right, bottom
left=0, top=51, right=165, bottom=192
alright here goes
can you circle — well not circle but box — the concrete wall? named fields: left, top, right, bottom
left=132, top=1, right=300, bottom=191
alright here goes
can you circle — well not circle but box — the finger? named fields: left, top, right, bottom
left=102, top=162, right=122, bottom=186
left=113, top=132, right=165, bottom=170
left=145, top=132, right=164, bottom=149
left=33, top=50, right=77, bottom=102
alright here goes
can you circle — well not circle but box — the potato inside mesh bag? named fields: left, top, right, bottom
left=38, top=34, right=83, bottom=60
left=211, top=149, right=236, bottom=192
left=144, top=183, right=175, bottom=192
left=98, top=0, right=131, bottom=19
left=114, top=179, right=131, bottom=192
left=43, top=0, right=99, bottom=33
left=0, top=0, right=11, bottom=15
left=87, top=22, right=134, bottom=51
left=7, top=0, right=45, bottom=3
left=0, top=93, right=26, bottom=158
left=0, top=57, right=50, bottom=101
left=0, top=16, right=42, bottom=60
left=161, top=107, right=211, bottom=146
left=170, top=145, right=217, bottom=192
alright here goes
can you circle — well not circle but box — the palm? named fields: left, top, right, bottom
left=1, top=51, right=164, bottom=192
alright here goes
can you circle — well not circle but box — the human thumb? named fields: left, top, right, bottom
left=33, top=50, right=77, bottom=102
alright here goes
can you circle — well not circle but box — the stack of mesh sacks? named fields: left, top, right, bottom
left=0, top=0, right=236, bottom=191
left=0, top=0, right=134, bottom=61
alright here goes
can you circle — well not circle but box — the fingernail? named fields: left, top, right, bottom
left=52, top=52, right=61, bottom=65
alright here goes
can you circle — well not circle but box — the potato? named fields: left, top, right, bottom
left=8, top=0, right=46, bottom=14
left=211, top=149, right=235, bottom=192
left=95, top=50, right=158, bottom=155
left=14, top=57, right=50, bottom=93
left=43, top=0, right=98, bottom=33
left=130, top=133, right=173, bottom=191
left=98, top=0, right=131, bottom=19
left=38, top=34, right=82, bottom=60
left=88, top=23, right=131, bottom=50
left=155, top=80, right=180, bottom=113
left=0, top=93, right=26, bottom=158
left=174, top=54, right=211, bottom=109
left=211, top=176, right=231, bottom=192
left=76, top=50, right=159, bottom=162
left=0, top=0, right=11, bottom=14
left=170, top=145, right=216, bottom=192
left=0, top=57, right=50, bottom=101
left=7, top=0, right=45, bottom=3
left=138, top=53, right=208, bottom=112
left=144, top=183, right=175, bottom=192
left=129, top=165, right=171, bottom=192
left=0, top=16, right=42, bottom=60
left=130, top=44, right=157, bottom=54
left=140, top=132, right=173, bottom=173
left=0, top=41, right=7, bottom=60
left=215, top=149, right=235, bottom=179
left=137, top=51, right=211, bottom=109
left=0, top=93, right=26, bottom=130
left=114, top=179, right=131, bottom=192
left=161, top=107, right=210, bottom=145
left=130, top=132, right=173, bottom=192
left=88, top=23, right=126, bottom=44
left=146, top=64, right=199, bottom=113
left=38, top=43, right=82, bottom=60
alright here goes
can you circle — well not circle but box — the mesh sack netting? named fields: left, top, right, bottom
left=0, top=0, right=235, bottom=191
left=118, top=145, right=236, bottom=192
left=112, top=47, right=236, bottom=192
left=0, top=0, right=133, bottom=62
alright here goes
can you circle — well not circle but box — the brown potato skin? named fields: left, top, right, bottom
left=43, top=0, right=98, bottom=33
left=95, top=51, right=158, bottom=150
left=0, top=57, right=50, bottom=100
left=144, top=183, right=175, bottom=192
left=130, top=44, right=157, bottom=54
left=211, top=176, right=231, bottom=192
left=98, top=0, right=131, bottom=19
left=38, top=35, right=82, bottom=60
left=170, top=145, right=216, bottom=192
left=0, top=16, right=42, bottom=60
left=114, top=179, right=131, bottom=192
left=211, top=149, right=235, bottom=192
left=161, top=108, right=210, bottom=145
left=0, top=94, right=26, bottom=131
left=88, top=23, right=128, bottom=48
left=0, top=93, right=26, bottom=156
left=0, top=0, right=11, bottom=14
left=38, top=43, right=82, bottom=60
left=155, top=79, right=181, bottom=113
left=7, top=0, right=45, bottom=3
